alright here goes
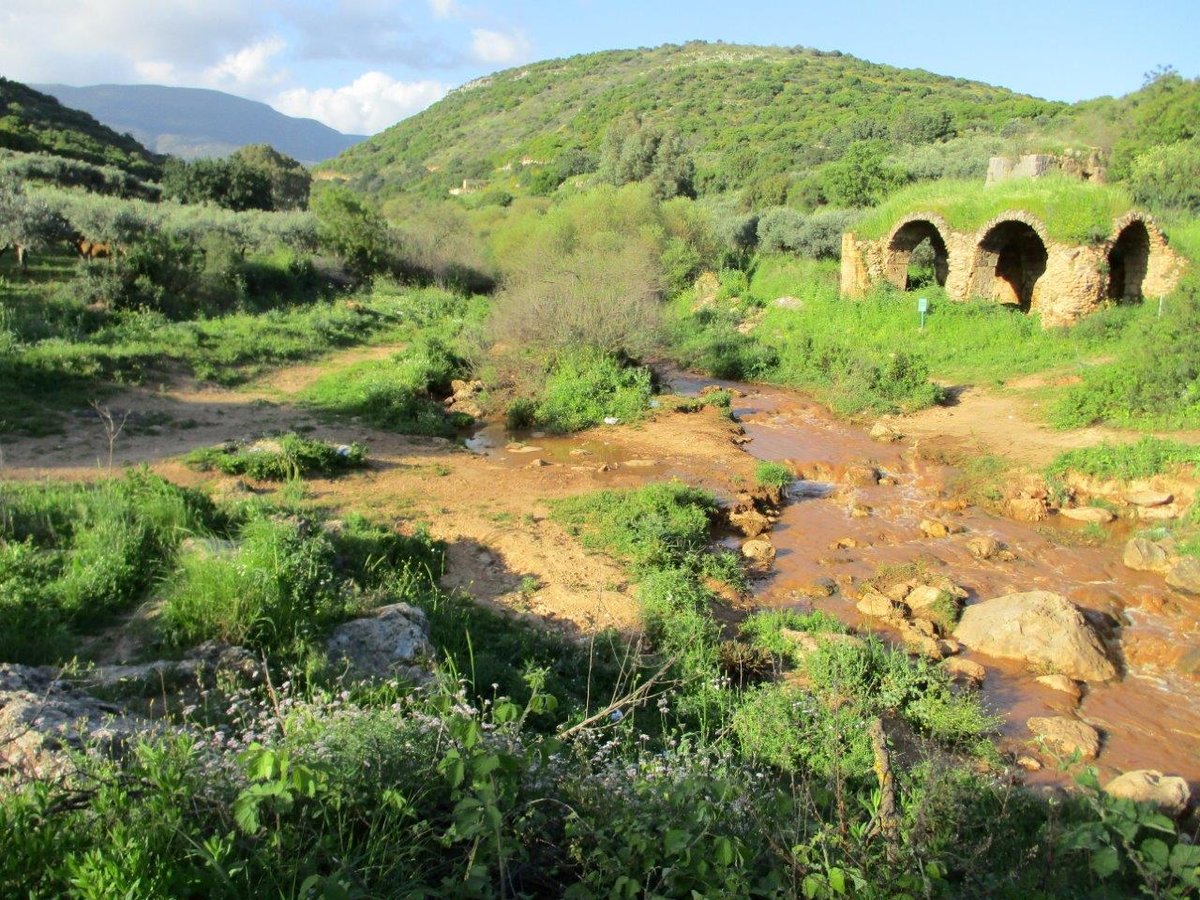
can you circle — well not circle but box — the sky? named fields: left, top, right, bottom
left=1, top=0, right=1197, bottom=136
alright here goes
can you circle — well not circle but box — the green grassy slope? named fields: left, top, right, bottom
left=324, top=41, right=1063, bottom=199
left=0, top=78, right=160, bottom=179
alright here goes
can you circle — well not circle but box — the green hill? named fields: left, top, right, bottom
left=324, top=41, right=1065, bottom=200
left=0, top=77, right=160, bottom=179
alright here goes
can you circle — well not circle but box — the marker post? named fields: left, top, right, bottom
left=918, top=296, right=929, bottom=331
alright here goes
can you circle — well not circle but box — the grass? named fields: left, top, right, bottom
left=185, top=434, right=367, bottom=481
left=754, top=460, right=794, bottom=490
left=0, top=471, right=221, bottom=663
left=1046, top=437, right=1200, bottom=481
left=531, top=347, right=654, bottom=433
left=301, top=337, right=469, bottom=436
left=853, top=176, right=1136, bottom=245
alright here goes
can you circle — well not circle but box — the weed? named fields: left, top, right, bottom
left=185, top=434, right=366, bottom=481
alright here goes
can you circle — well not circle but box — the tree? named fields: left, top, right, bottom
left=1128, top=140, right=1200, bottom=214
left=0, top=178, right=69, bottom=266
left=229, top=144, right=312, bottom=211
left=820, top=141, right=901, bottom=208
left=598, top=118, right=695, bottom=200
left=160, top=157, right=272, bottom=212
left=311, top=185, right=390, bottom=277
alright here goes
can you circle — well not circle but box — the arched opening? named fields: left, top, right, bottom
left=975, top=220, right=1048, bottom=312
left=1107, top=221, right=1150, bottom=302
left=886, top=220, right=949, bottom=291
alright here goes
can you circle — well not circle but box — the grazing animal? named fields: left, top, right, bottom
left=73, top=236, right=112, bottom=260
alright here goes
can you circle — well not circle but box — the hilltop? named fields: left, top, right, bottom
left=324, top=41, right=1065, bottom=200
left=34, top=83, right=366, bottom=164
left=0, top=78, right=159, bottom=179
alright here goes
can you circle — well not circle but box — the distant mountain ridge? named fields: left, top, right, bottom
left=33, top=84, right=366, bottom=164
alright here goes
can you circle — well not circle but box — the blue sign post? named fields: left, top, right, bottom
left=918, top=297, right=929, bottom=331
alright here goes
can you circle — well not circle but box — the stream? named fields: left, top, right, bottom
left=468, top=370, right=1200, bottom=787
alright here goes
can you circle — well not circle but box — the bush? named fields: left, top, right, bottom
left=1128, top=140, right=1200, bottom=215
left=532, top=348, right=653, bottom=433
left=754, top=461, right=794, bottom=490
left=1046, top=437, right=1200, bottom=481
left=185, top=434, right=367, bottom=480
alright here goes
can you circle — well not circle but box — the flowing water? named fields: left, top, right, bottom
left=467, top=373, right=1200, bottom=787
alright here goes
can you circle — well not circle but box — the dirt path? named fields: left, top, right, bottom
left=891, top=376, right=1200, bottom=468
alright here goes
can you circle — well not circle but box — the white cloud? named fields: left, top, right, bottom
left=470, top=28, right=531, bottom=65
left=274, top=72, right=448, bottom=134
left=203, top=36, right=287, bottom=91
left=428, top=0, right=459, bottom=19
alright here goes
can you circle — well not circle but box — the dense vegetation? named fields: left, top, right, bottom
left=325, top=42, right=1063, bottom=202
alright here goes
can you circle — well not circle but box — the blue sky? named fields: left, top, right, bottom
left=2, top=0, right=1197, bottom=134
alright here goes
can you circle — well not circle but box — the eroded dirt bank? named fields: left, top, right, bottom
left=2, top=356, right=1197, bottom=787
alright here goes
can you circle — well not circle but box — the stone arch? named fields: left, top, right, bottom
left=882, top=214, right=951, bottom=290
left=971, top=212, right=1050, bottom=312
left=1106, top=213, right=1158, bottom=302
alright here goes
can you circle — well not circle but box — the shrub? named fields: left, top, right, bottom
left=1047, top=437, right=1200, bottom=481
left=533, top=348, right=652, bottom=433
left=185, top=434, right=367, bottom=480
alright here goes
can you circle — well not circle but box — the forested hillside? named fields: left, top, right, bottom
left=0, top=78, right=160, bottom=180
left=325, top=41, right=1064, bottom=200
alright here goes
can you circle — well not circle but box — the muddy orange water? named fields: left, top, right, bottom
left=651, top=370, right=1200, bottom=788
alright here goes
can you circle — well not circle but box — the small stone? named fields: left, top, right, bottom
left=624, top=459, right=657, bottom=468
left=602, top=416, right=620, bottom=426
left=1017, top=755, right=1043, bottom=772
left=937, top=638, right=962, bottom=656
left=527, top=458, right=550, bottom=468
left=1027, top=716, right=1101, bottom=760
left=856, top=590, right=905, bottom=620
left=1008, top=497, right=1049, bottom=522
left=906, top=585, right=953, bottom=612
left=1104, top=770, right=1191, bottom=816
left=741, top=539, right=776, bottom=564
left=1036, top=673, right=1082, bottom=701
left=920, top=519, right=950, bottom=538
left=966, top=535, right=1002, bottom=560
left=1126, top=490, right=1173, bottom=508
left=1060, top=506, right=1115, bottom=524
left=869, top=421, right=903, bottom=443
left=832, top=537, right=859, bottom=550
left=843, top=464, right=880, bottom=487
left=1137, top=506, right=1179, bottom=521
left=942, top=656, right=986, bottom=687
left=850, top=504, right=872, bottom=518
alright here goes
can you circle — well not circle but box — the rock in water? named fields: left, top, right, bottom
left=1166, top=558, right=1200, bottom=595
left=1123, top=538, right=1175, bottom=574
left=326, top=603, right=434, bottom=683
left=1104, top=770, right=1192, bottom=816
left=1060, top=506, right=1115, bottom=524
left=953, top=591, right=1117, bottom=682
left=1027, top=716, right=1101, bottom=760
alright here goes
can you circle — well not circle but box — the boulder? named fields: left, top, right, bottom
left=920, top=519, right=951, bottom=538
left=1126, top=490, right=1173, bottom=508
left=1123, top=538, right=1175, bottom=574
left=1060, top=506, right=1115, bottom=524
left=1104, top=770, right=1191, bottom=816
left=906, top=585, right=954, bottom=612
left=326, top=603, right=434, bottom=683
left=0, top=664, right=147, bottom=780
left=1027, top=716, right=1101, bottom=760
left=953, top=591, right=1117, bottom=682
left=843, top=464, right=880, bottom=487
left=1166, top=558, right=1200, bottom=595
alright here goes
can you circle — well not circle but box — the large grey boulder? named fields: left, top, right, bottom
left=326, top=603, right=434, bottom=683
left=953, top=591, right=1117, bottom=682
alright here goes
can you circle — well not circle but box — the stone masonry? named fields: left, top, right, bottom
left=840, top=210, right=1186, bottom=328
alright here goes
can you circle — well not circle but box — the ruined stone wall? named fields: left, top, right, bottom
left=839, top=210, right=1187, bottom=328
left=986, top=151, right=1107, bottom=185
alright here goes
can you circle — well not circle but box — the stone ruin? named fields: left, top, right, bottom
left=839, top=210, right=1187, bottom=327
left=986, top=151, right=1107, bottom=185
